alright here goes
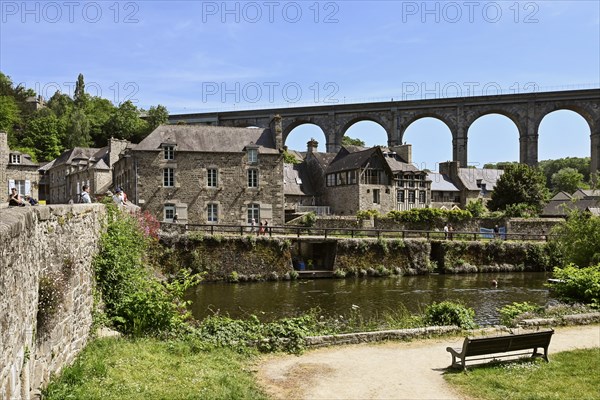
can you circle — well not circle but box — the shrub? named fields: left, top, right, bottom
left=550, top=264, right=600, bottom=308
left=550, top=211, right=600, bottom=267
left=466, top=199, right=486, bottom=218
left=93, top=204, right=201, bottom=335
left=300, top=212, right=317, bottom=227
left=424, top=301, right=477, bottom=329
left=498, top=302, right=543, bottom=326
left=357, top=209, right=381, bottom=220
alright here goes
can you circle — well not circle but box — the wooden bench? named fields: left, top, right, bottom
left=446, top=329, right=554, bottom=370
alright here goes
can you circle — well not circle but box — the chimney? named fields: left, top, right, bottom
left=391, top=144, right=412, bottom=164
left=307, top=138, right=319, bottom=155
left=108, top=137, right=129, bottom=168
left=439, top=160, right=460, bottom=179
left=270, top=114, right=283, bottom=150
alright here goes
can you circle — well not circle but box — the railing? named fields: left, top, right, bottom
left=165, top=223, right=553, bottom=242
left=296, top=206, right=331, bottom=216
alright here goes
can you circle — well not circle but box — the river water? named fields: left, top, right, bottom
left=187, top=272, right=553, bottom=325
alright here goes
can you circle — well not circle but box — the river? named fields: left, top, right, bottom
left=186, top=272, right=553, bottom=325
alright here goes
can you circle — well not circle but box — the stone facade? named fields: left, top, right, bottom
left=169, top=89, right=600, bottom=172
left=113, top=123, right=286, bottom=226
left=1, top=132, right=41, bottom=201
left=0, top=204, right=105, bottom=399
left=307, top=145, right=430, bottom=216
left=45, top=138, right=129, bottom=204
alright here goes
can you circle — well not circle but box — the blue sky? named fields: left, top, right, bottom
left=1, top=0, right=599, bottom=170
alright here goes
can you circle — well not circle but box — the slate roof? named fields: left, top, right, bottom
left=310, top=152, right=336, bottom=169
left=51, top=147, right=103, bottom=168
left=541, top=198, right=600, bottom=217
left=384, top=157, right=419, bottom=173
left=283, top=163, right=315, bottom=196
left=572, top=189, right=600, bottom=199
left=134, top=125, right=279, bottom=154
left=325, top=147, right=381, bottom=174
left=457, top=168, right=504, bottom=191
left=427, top=172, right=460, bottom=192
left=550, top=191, right=573, bottom=201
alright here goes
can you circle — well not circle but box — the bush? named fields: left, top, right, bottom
left=424, top=301, right=477, bottom=329
left=93, top=204, right=201, bottom=335
left=300, top=212, right=317, bottom=227
left=466, top=199, right=486, bottom=218
left=356, top=209, right=381, bottom=220
left=498, top=302, right=543, bottom=326
left=550, top=211, right=600, bottom=267
left=550, top=264, right=600, bottom=308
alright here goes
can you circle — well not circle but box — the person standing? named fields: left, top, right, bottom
left=80, top=185, right=92, bottom=203
left=443, top=223, right=449, bottom=240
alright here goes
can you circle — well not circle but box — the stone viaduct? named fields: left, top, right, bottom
left=169, top=89, right=600, bottom=172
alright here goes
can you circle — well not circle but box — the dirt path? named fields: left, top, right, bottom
left=256, top=325, right=600, bottom=400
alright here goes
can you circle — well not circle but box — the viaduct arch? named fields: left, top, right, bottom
left=169, top=89, right=600, bottom=172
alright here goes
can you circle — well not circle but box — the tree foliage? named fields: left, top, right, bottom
left=342, top=135, right=366, bottom=147
left=488, top=164, right=550, bottom=214
left=539, top=157, right=591, bottom=189
left=0, top=71, right=168, bottom=161
left=550, top=211, right=600, bottom=267
left=551, top=167, right=588, bottom=194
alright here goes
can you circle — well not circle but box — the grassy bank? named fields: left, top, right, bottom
left=445, top=348, right=600, bottom=400
left=43, top=337, right=268, bottom=400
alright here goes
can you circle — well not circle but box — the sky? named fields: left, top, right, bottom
left=1, top=0, right=599, bottom=171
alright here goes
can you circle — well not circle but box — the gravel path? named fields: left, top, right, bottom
left=256, top=325, right=600, bottom=400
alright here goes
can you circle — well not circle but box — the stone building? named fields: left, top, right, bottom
left=0, top=132, right=41, bottom=201
left=438, top=161, right=503, bottom=207
left=45, top=138, right=129, bottom=204
left=302, top=142, right=431, bottom=216
left=427, top=172, right=462, bottom=209
left=113, top=121, right=285, bottom=226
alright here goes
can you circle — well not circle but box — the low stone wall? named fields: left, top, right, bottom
left=305, top=325, right=461, bottom=347
left=520, top=312, right=600, bottom=327
left=0, top=204, right=105, bottom=399
left=432, top=240, right=551, bottom=273
left=333, top=239, right=432, bottom=275
left=506, top=218, right=564, bottom=238
left=159, top=234, right=294, bottom=281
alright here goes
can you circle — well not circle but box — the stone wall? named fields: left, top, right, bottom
left=506, top=218, right=564, bottom=238
left=0, top=204, right=105, bottom=399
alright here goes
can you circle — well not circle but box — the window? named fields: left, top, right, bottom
left=163, top=168, right=174, bottom=187
left=326, top=174, right=336, bottom=187
left=408, top=191, right=416, bottom=203
left=207, top=168, right=218, bottom=188
left=248, top=148, right=258, bottom=163
left=372, top=189, right=380, bottom=204
left=363, top=169, right=385, bottom=185
left=419, top=191, right=426, bottom=203
left=397, top=190, right=405, bottom=203
left=9, top=154, right=21, bottom=164
left=247, top=169, right=258, bottom=188
left=247, top=203, right=260, bottom=223
left=164, top=205, right=175, bottom=221
left=207, top=203, right=218, bottom=223
left=348, top=170, right=357, bottom=184
left=11, top=180, right=27, bottom=196
left=164, top=146, right=175, bottom=160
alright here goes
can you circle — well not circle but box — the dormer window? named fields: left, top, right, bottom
left=248, top=148, right=258, bottom=164
left=163, top=145, right=175, bottom=160
left=476, top=179, right=482, bottom=188
left=10, top=154, right=21, bottom=164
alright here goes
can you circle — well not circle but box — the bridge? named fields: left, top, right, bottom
left=168, top=89, right=600, bottom=172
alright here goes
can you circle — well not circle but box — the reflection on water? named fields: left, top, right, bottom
left=187, top=272, right=552, bottom=325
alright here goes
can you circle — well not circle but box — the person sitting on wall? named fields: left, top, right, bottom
left=25, top=195, right=38, bottom=206
left=8, top=187, right=26, bottom=207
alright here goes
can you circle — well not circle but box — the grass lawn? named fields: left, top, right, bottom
left=43, top=337, right=269, bottom=400
left=445, top=348, right=600, bottom=400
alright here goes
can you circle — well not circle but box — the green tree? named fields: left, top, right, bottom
left=73, top=73, right=89, bottom=109
left=65, top=108, right=92, bottom=148
left=551, top=167, right=588, bottom=194
left=342, top=135, right=366, bottom=147
left=0, top=95, right=21, bottom=133
left=86, top=97, right=116, bottom=146
left=550, top=211, right=600, bottom=267
left=483, top=161, right=519, bottom=170
left=102, top=101, right=148, bottom=142
left=487, top=164, right=550, bottom=214
left=539, top=157, right=591, bottom=188
left=47, top=91, right=74, bottom=118
left=146, top=104, right=169, bottom=131
left=22, top=113, right=64, bottom=161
